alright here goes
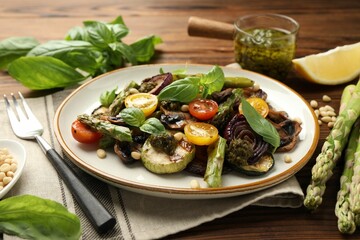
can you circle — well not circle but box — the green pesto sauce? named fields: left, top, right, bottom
left=234, top=28, right=296, bottom=80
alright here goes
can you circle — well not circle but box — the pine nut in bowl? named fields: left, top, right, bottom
left=0, top=139, right=26, bottom=199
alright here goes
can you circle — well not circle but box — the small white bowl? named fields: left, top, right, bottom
left=0, top=139, right=26, bottom=199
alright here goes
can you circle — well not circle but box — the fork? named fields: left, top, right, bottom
left=4, top=92, right=116, bottom=233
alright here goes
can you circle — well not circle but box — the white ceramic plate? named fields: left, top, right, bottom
left=54, top=64, right=319, bottom=199
left=0, top=139, right=26, bottom=199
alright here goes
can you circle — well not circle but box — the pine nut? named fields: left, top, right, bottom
left=310, top=100, right=318, bottom=108
left=131, top=151, right=141, bottom=160
left=322, top=95, right=331, bottom=102
left=284, top=154, right=292, bottom=163
left=252, top=83, right=260, bottom=91
left=174, top=132, right=184, bottom=141
left=190, top=179, right=200, bottom=189
left=318, top=120, right=322, bottom=125
left=293, top=117, right=302, bottom=125
left=6, top=171, right=14, bottom=178
left=0, top=163, right=10, bottom=172
left=324, top=105, right=335, bottom=112
left=2, top=177, right=12, bottom=186
left=321, top=116, right=333, bottom=123
left=96, top=149, right=107, bottom=159
left=181, top=104, right=189, bottom=112
left=128, top=88, right=139, bottom=94
left=328, top=122, right=335, bottom=128
left=314, top=109, right=320, bottom=118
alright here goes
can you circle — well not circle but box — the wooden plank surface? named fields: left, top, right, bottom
left=1, top=0, right=360, bottom=239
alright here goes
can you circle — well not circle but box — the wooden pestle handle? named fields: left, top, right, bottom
left=187, top=16, right=234, bottom=40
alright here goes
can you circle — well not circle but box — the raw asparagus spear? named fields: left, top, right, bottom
left=204, top=136, right=226, bottom=188
left=77, top=114, right=132, bottom=142
left=304, top=80, right=360, bottom=210
left=335, top=118, right=360, bottom=234
left=349, top=121, right=360, bottom=214
left=339, top=84, right=356, bottom=114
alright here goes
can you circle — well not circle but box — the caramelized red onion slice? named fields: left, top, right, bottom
left=224, top=114, right=269, bottom=164
left=141, top=72, right=173, bottom=95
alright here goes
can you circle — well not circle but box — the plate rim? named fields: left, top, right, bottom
left=54, top=63, right=320, bottom=198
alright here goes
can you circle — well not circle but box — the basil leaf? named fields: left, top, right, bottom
left=0, top=37, right=39, bottom=70
left=157, top=77, right=200, bottom=102
left=106, top=16, right=129, bottom=39
left=8, top=56, right=87, bottom=90
left=100, top=87, right=117, bottom=107
left=140, top=117, right=166, bottom=135
left=27, top=40, right=101, bottom=75
left=109, top=42, right=137, bottom=65
left=0, top=195, right=81, bottom=240
left=241, top=98, right=280, bottom=149
left=83, top=21, right=116, bottom=49
left=199, top=65, right=225, bottom=98
left=130, top=35, right=163, bottom=63
left=119, top=107, right=145, bottom=127
left=65, top=26, right=89, bottom=41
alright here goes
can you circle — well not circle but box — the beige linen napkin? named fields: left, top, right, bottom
left=1, top=88, right=304, bottom=240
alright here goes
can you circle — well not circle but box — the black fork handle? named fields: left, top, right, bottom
left=35, top=135, right=116, bottom=233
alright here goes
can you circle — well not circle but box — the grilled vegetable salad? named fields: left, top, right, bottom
left=71, top=66, right=302, bottom=188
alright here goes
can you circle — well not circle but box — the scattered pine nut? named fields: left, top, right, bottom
left=328, top=122, right=335, bottom=128
left=181, top=104, right=189, bottom=112
left=310, top=100, right=318, bottom=108
left=293, top=117, right=302, bottom=125
left=321, top=116, right=333, bottom=123
left=174, top=132, right=184, bottom=141
left=131, top=151, right=141, bottom=160
left=96, top=149, right=107, bottom=159
left=252, top=83, right=260, bottom=91
left=284, top=154, right=292, bottom=163
left=190, top=179, right=201, bottom=189
left=322, top=95, right=331, bottom=102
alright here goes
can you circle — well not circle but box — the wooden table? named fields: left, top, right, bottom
left=1, top=0, right=360, bottom=239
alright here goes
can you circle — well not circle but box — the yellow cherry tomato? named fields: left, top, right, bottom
left=125, top=93, right=158, bottom=117
left=239, top=97, right=269, bottom=118
left=184, top=122, right=219, bottom=146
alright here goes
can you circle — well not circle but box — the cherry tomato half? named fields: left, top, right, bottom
left=184, top=122, right=219, bottom=146
left=71, top=120, right=102, bottom=144
left=125, top=93, right=158, bottom=117
left=239, top=97, right=269, bottom=118
left=188, top=99, right=218, bottom=121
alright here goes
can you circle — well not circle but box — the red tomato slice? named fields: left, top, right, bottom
left=71, top=120, right=102, bottom=144
left=188, top=99, right=218, bottom=121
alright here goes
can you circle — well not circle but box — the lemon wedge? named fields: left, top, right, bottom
left=292, top=42, right=360, bottom=85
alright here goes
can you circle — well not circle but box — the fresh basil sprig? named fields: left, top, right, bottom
left=241, top=98, right=280, bottom=150
left=157, top=65, right=225, bottom=103
left=119, top=107, right=165, bottom=135
left=0, top=15, right=162, bottom=90
left=100, top=87, right=118, bottom=107
left=0, top=195, right=81, bottom=240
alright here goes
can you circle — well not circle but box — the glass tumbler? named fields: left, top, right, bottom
left=234, top=14, right=299, bottom=80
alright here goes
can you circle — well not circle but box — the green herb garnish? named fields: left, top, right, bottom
left=0, top=16, right=162, bottom=90
left=157, top=65, right=225, bottom=102
left=119, top=107, right=165, bottom=135
left=241, top=97, right=280, bottom=150
left=0, top=195, right=81, bottom=240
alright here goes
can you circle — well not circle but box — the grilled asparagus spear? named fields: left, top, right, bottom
left=77, top=114, right=132, bottom=142
left=204, top=136, right=226, bottom=188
